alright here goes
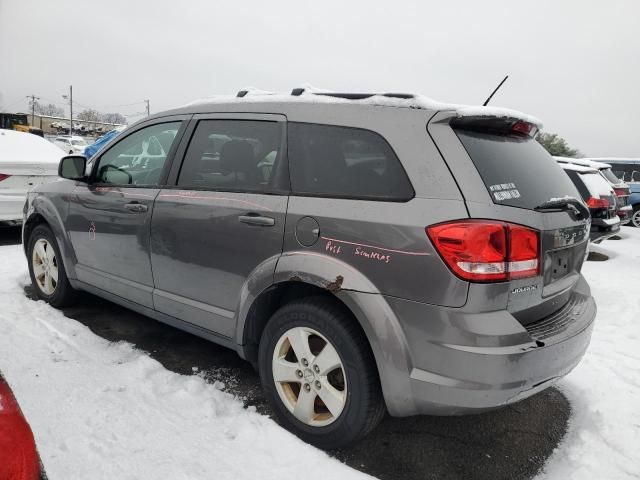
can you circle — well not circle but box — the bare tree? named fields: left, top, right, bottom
left=77, top=109, right=101, bottom=123
left=101, top=112, right=127, bottom=125
left=36, top=103, right=65, bottom=117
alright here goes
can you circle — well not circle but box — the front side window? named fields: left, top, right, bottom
left=177, top=120, right=284, bottom=192
left=95, top=122, right=181, bottom=186
left=288, top=123, right=413, bottom=200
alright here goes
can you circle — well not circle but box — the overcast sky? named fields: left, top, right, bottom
left=1, top=0, right=638, bottom=156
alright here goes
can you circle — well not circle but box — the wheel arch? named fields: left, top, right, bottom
left=237, top=255, right=414, bottom=416
left=23, top=195, right=78, bottom=280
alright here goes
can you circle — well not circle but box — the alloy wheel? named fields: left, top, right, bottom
left=32, top=238, right=58, bottom=295
left=632, top=209, right=640, bottom=228
left=272, top=326, right=347, bottom=427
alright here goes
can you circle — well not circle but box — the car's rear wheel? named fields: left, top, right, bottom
left=631, top=206, right=640, bottom=228
left=258, top=297, right=385, bottom=449
left=27, top=224, right=76, bottom=307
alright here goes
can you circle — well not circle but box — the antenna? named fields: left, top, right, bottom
left=482, top=75, right=509, bottom=106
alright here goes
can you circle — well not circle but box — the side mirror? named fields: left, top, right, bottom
left=59, top=155, right=87, bottom=181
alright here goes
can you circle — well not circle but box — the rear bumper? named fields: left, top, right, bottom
left=0, top=194, right=26, bottom=223
left=590, top=216, right=620, bottom=243
left=617, top=205, right=633, bottom=225
left=379, top=275, right=596, bottom=416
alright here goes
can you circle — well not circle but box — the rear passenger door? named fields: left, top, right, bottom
left=149, top=114, right=288, bottom=337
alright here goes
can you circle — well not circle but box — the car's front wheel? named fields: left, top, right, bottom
left=258, top=297, right=385, bottom=449
left=27, top=224, right=77, bottom=307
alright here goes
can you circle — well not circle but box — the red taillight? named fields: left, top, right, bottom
left=0, top=380, right=40, bottom=480
left=613, top=187, right=629, bottom=197
left=586, top=197, right=609, bottom=209
left=509, top=226, right=540, bottom=279
left=427, top=220, right=539, bottom=282
left=511, top=121, right=534, bottom=136
left=0, top=174, right=11, bottom=182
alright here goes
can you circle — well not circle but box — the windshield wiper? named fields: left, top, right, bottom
left=534, top=197, right=589, bottom=221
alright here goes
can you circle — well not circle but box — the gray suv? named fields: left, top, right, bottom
left=23, top=90, right=596, bottom=448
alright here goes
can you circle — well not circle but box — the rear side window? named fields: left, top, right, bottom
left=178, top=120, right=285, bottom=192
left=288, top=123, right=414, bottom=201
left=455, top=130, right=580, bottom=210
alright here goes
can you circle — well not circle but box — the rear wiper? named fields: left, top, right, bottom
left=534, top=197, right=589, bottom=220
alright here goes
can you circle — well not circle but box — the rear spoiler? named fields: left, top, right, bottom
left=450, top=116, right=539, bottom=138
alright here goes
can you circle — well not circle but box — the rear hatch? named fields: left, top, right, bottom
left=428, top=113, right=591, bottom=327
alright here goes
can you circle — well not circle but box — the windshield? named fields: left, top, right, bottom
left=454, top=129, right=581, bottom=210
left=71, top=139, right=86, bottom=146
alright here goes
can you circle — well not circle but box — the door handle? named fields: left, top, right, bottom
left=238, top=214, right=275, bottom=226
left=124, top=202, right=148, bottom=213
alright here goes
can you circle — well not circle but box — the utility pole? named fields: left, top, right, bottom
left=26, top=94, right=40, bottom=125
left=145, top=99, right=150, bottom=116
left=62, top=85, right=73, bottom=135
left=70, top=85, right=73, bottom=135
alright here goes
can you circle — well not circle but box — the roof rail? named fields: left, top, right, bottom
left=290, top=88, right=414, bottom=100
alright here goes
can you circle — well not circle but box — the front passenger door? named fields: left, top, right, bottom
left=67, top=120, right=186, bottom=307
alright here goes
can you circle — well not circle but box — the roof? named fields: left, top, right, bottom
left=584, top=157, right=640, bottom=164
left=558, top=161, right=599, bottom=174
left=554, top=156, right=611, bottom=170
left=171, top=87, right=542, bottom=127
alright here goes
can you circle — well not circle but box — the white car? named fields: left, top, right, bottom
left=0, top=129, right=62, bottom=224
left=53, top=135, right=88, bottom=154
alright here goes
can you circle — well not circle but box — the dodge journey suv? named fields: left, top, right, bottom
left=23, top=90, right=596, bottom=448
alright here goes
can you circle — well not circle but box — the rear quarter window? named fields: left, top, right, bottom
left=288, top=122, right=414, bottom=201
left=454, top=129, right=580, bottom=210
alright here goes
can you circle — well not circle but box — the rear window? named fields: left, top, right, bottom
left=288, top=122, right=414, bottom=201
left=454, top=130, right=580, bottom=209
left=579, top=172, right=614, bottom=197
left=601, top=168, right=622, bottom=185
left=610, top=163, right=640, bottom=183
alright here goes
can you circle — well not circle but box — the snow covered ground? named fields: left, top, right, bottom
left=535, top=230, right=640, bottom=480
left=0, top=229, right=639, bottom=480
left=0, top=243, right=366, bottom=480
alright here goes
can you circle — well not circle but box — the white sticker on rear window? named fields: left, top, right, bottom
left=489, top=182, right=521, bottom=201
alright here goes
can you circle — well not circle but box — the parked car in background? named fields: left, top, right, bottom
left=0, top=372, right=43, bottom=480
left=559, top=162, right=621, bottom=242
left=590, top=158, right=640, bottom=227
left=0, top=129, right=61, bottom=224
left=53, top=135, right=88, bottom=155
left=83, top=125, right=126, bottom=159
left=555, top=157, right=632, bottom=225
left=23, top=91, right=596, bottom=448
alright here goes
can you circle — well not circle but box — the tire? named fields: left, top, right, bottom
left=258, top=297, right=385, bottom=449
left=631, top=206, right=640, bottom=228
left=27, top=224, right=77, bottom=307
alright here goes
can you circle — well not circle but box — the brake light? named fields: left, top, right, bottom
left=586, top=197, right=609, bottom=209
left=0, top=174, right=11, bottom=182
left=613, top=187, right=629, bottom=197
left=511, top=121, right=535, bottom=136
left=427, top=220, right=539, bottom=282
